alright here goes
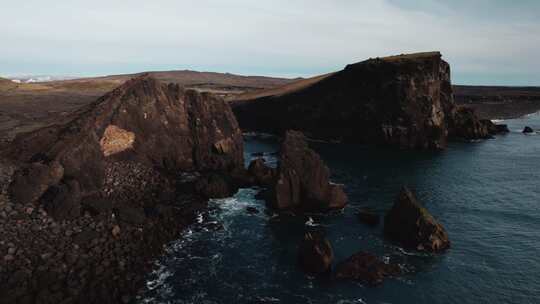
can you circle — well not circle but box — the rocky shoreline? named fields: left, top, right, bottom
left=0, top=52, right=513, bottom=303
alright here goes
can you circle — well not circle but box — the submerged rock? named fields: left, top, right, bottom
left=334, top=252, right=400, bottom=285
left=357, top=209, right=380, bottom=227
left=298, top=231, right=334, bottom=275
left=523, top=126, right=534, bottom=133
left=270, top=130, right=347, bottom=212
left=233, top=52, right=490, bottom=149
left=384, top=187, right=450, bottom=253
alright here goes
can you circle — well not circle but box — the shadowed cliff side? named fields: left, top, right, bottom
left=232, top=52, right=498, bottom=149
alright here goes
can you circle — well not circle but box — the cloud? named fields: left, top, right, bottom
left=0, top=0, right=538, bottom=84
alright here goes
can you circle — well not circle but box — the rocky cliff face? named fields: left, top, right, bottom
left=4, top=75, right=243, bottom=218
left=233, top=52, right=496, bottom=149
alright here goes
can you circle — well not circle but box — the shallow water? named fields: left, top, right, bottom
left=139, top=114, right=540, bottom=304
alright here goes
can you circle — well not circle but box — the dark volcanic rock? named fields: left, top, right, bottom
left=334, top=252, right=400, bottom=286
left=4, top=75, right=243, bottom=215
left=384, top=187, right=450, bottom=253
left=233, top=52, right=490, bottom=149
left=270, top=131, right=347, bottom=212
left=357, top=209, right=380, bottom=227
left=480, top=119, right=510, bottom=135
left=298, top=231, right=334, bottom=275
left=246, top=206, right=259, bottom=214
left=523, top=126, right=534, bottom=133
left=248, top=157, right=276, bottom=186
left=195, top=173, right=237, bottom=199
left=448, top=107, right=492, bottom=140
left=0, top=75, right=245, bottom=304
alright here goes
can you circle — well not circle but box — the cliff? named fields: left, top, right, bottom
left=5, top=75, right=243, bottom=214
left=0, top=75, right=245, bottom=303
left=233, top=52, right=496, bottom=149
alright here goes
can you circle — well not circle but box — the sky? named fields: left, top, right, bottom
left=1, top=0, right=539, bottom=85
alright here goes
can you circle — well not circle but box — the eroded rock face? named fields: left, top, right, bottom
left=334, top=252, right=400, bottom=285
left=384, top=187, right=450, bottom=253
left=233, top=52, right=491, bottom=149
left=298, top=231, right=334, bottom=275
left=270, top=131, right=347, bottom=212
left=4, top=75, right=244, bottom=218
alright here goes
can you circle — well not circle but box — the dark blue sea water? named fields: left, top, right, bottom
left=139, top=114, right=540, bottom=304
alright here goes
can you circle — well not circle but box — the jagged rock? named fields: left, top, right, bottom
left=233, top=52, right=490, bottom=149
left=384, top=187, right=450, bottom=253
left=247, top=158, right=276, bottom=186
left=523, top=126, right=534, bottom=133
left=357, top=209, right=380, bottom=227
left=334, top=252, right=400, bottom=285
left=3, top=75, right=244, bottom=218
left=480, top=120, right=510, bottom=135
left=270, top=131, right=347, bottom=212
left=298, top=231, right=334, bottom=275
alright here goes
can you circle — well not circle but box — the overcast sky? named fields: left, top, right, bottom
left=1, top=0, right=539, bottom=85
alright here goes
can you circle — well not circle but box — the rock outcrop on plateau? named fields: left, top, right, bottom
left=233, top=52, right=507, bottom=149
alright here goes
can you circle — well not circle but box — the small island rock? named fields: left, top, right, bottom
left=384, top=187, right=450, bottom=253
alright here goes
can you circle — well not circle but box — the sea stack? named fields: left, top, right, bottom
left=298, top=232, right=334, bottom=275
left=269, top=130, right=348, bottom=212
left=384, top=187, right=450, bottom=253
left=233, top=52, right=492, bottom=149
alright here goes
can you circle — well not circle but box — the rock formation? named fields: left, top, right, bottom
left=4, top=75, right=244, bottom=219
left=0, top=75, right=246, bottom=303
left=298, top=231, right=334, bottom=275
left=233, top=52, right=498, bottom=149
left=247, top=157, right=277, bottom=186
left=334, top=252, right=400, bottom=285
left=269, top=131, right=347, bottom=212
left=384, top=187, right=450, bottom=253
left=523, top=126, right=534, bottom=133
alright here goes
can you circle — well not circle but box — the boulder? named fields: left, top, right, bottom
left=357, top=209, right=380, bottom=227
left=247, top=158, right=276, bottom=186
left=298, top=232, right=334, bottom=275
left=3, top=75, right=244, bottom=218
left=233, top=52, right=490, bottom=149
left=384, top=187, right=450, bottom=253
left=334, top=252, right=400, bottom=286
left=523, top=126, right=534, bottom=133
left=270, top=131, right=347, bottom=212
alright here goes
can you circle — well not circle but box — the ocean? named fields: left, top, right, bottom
left=139, top=113, right=540, bottom=304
